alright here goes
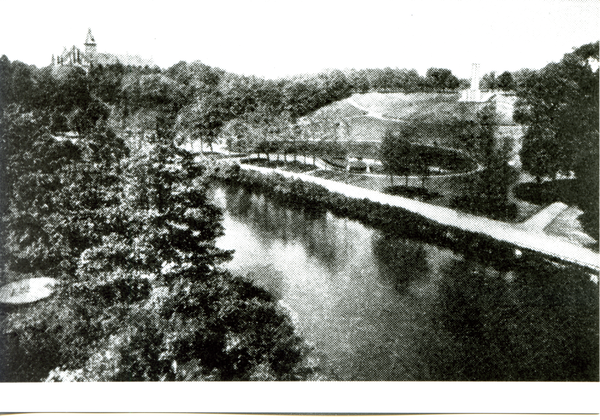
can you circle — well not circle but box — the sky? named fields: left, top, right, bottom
left=0, top=0, right=598, bottom=79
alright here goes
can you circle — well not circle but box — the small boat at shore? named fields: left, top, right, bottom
left=0, top=277, right=57, bottom=308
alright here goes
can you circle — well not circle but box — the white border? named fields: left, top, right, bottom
left=0, top=382, right=599, bottom=413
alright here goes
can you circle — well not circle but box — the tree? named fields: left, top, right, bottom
left=380, top=129, right=414, bottom=186
left=255, top=139, right=277, bottom=161
left=0, top=106, right=84, bottom=275
left=449, top=104, right=518, bottom=219
left=0, top=55, right=13, bottom=113
left=515, top=42, right=598, bottom=180
left=425, top=68, right=459, bottom=91
left=347, top=69, right=370, bottom=93
left=89, top=63, right=125, bottom=104
left=222, top=118, right=252, bottom=154
left=194, top=92, right=229, bottom=152
left=58, top=67, right=92, bottom=112
left=480, top=71, right=497, bottom=90
left=72, top=99, right=110, bottom=136
left=49, top=111, right=69, bottom=134
left=450, top=103, right=498, bottom=167
left=496, top=71, right=515, bottom=91
left=514, top=42, right=599, bottom=233
left=444, top=73, right=460, bottom=90
left=8, top=61, right=35, bottom=109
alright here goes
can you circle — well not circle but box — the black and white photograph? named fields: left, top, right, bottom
left=0, top=0, right=598, bottom=413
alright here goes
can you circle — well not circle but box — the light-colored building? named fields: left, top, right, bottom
left=52, top=29, right=154, bottom=70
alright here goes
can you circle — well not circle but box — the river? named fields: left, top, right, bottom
left=211, top=184, right=599, bottom=381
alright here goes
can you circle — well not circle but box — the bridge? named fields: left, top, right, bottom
left=239, top=163, right=600, bottom=273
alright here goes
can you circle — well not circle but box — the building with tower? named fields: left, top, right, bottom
left=52, top=29, right=154, bottom=70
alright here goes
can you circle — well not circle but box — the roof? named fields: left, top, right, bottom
left=95, top=52, right=154, bottom=67
left=85, top=28, right=96, bottom=45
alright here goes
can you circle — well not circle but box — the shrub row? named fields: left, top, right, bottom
left=211, top=162, right=538, bottom=271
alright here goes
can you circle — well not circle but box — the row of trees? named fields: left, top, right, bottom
left=341, top=67, right=465, bottom=93
left=479, top=70, right=518, bottom=91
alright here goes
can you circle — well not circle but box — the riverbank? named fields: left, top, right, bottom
left=211, top=161, right=599, bottom=274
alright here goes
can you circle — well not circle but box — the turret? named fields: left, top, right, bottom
left=84, top=28, right=97, bottom=61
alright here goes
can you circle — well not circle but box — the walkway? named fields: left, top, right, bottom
left=346, top=97, right=403, bottom=122
left=239, top=164, right=600, bottom=272
left=521, top=202, right=569, bottom=231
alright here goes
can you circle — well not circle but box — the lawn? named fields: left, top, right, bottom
left=350, top=92, right=484, bottom=122
left=304, top=92, right=519, bottom=151
left=310, top=98, right=367, bottom=120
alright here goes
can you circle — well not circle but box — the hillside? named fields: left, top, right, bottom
left=351, top=92, right=516, bottom=124
left=303, top=91, right=521, bottom=149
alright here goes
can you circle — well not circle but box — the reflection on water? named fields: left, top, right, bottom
left=372, top=234, right=429, bottom=294
left=211, top=184, right=599, bottom=381
left=429, top=258, right=599, bottom=381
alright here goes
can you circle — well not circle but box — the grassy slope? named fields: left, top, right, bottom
left=304, top=92, right=519, bottom=154
left=351, top=92, right=474, bottom=122
left=310, top=99, right=367, bottom=120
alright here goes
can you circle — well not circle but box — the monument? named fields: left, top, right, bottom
left=463, top=63, right=481, bottom=102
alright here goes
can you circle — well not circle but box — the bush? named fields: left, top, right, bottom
left=348, top=160, right=367, bottom=173
left=384, top=185, right=442, bottom=201
left=452, top=194, right=518, bottom=221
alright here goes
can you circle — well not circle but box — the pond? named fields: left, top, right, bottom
left=211, top=183, right=599, bottom=381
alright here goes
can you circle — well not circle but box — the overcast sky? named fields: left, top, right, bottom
left=1, top=0, right=598, bottom=79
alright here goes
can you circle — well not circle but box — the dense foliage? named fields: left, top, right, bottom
left=514, top=42, right=599, bottom=235
left=429, top=258, right=598, bottom=381
left=448, top=104, right=518, bottom=220
left=0, top=56, right=314, bottom=381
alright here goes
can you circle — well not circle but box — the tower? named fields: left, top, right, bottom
left=84, top=28, right=97, bottom=61
left=470, top=63, right=480, bottom=91
left=465, top=63, right=481, bottom=102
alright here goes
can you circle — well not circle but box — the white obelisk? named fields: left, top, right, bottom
left=467, top=63, right=481, bottom=102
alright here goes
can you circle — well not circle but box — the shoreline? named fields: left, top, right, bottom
left=213, top=161, right=599, bottom=275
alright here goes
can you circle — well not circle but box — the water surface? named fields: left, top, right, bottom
left=212, top=184, right=599, bottom=381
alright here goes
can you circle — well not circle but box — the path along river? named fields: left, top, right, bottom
left=210, top=184, right=599, bottom=381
